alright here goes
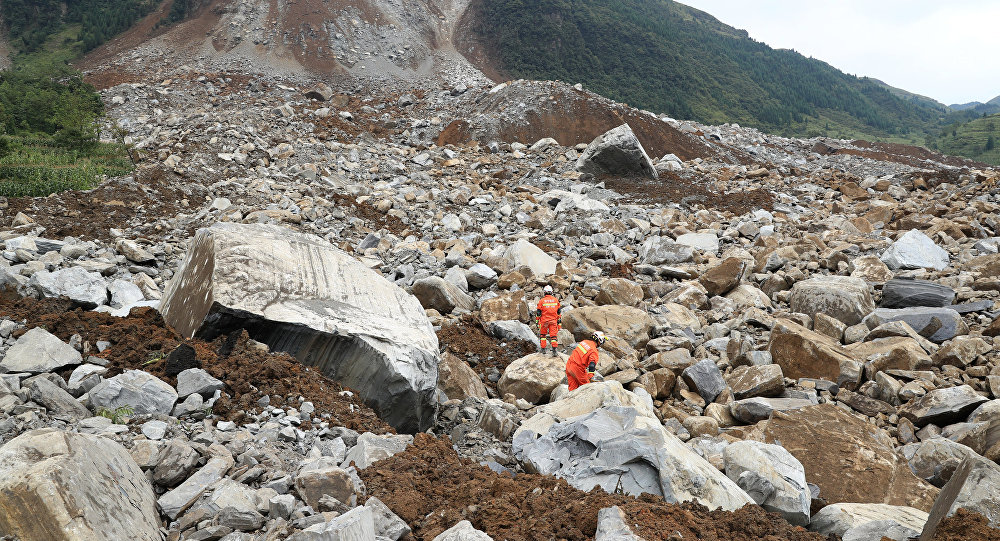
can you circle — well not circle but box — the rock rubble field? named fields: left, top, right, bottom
left=2, top=68, right=1000, bottom=541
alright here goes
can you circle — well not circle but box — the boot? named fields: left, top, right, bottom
left=550, top=345, right=558, bottom=357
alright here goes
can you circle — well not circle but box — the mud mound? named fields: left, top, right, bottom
left=605, top=171, right=774, bottom=214
left=438, top=80, right=754, bottom=164
left=437, top=317, right=536, bottom=395
left=2, top=165, right=187, bottom=243
left=817, top=139, right=990, bottom=171
left=360, top=433, right=831, bottom=541
left=0, top=291, right=391, bottom=433
left=928, top=509, right=1000, bottom=540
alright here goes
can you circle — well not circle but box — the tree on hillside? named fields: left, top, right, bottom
left=987, top=135, right=996, bottom=152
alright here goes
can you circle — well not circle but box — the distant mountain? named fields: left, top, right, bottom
left=458, top=0, right=953, bottom=142
left=1, top=0, right=157, bottom=61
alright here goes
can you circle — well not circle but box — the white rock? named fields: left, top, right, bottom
left=880, top=230, right=949, bottom=271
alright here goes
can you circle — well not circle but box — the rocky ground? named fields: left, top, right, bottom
left=3, top=59, right=1000, bottom=540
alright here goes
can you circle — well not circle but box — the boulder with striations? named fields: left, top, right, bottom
left=158, top=223, right=439, bottom=433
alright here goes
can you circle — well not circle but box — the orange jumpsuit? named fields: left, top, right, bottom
left=536, top=294, right=561, bottom=350
left=566, top=339, right=599, bottom=391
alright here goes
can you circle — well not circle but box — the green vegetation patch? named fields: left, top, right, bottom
left=0, top=137, right=133, bottom=197
left=0, top=64, right=134, bottom=197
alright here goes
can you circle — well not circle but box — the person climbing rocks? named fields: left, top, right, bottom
left=536, top=285, right=562, bottom=356
left=566, top=331, right=606, bottom=391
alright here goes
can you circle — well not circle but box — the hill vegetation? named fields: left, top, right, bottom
left=465, top=0, right=1000, bottom=163
left=0, top=62, right=133, bottom=196
left=3, top=0, right=158, bottom=55
left=931, top=113, right=1000, bottom=166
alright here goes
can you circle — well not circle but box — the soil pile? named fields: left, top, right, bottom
left=437, top=316, right=537, bottom=395
left=360, top=433, right=833, bottom=541
left=0, top=290, right=390, bottom=433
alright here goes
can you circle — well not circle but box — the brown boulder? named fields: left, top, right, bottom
left=698, top=257, right=746, bottom=297
left=437, top=353, right=488, bottom=400
left=480, top=290, right=530, bottom=323
left=761, top=403, right=938, bottom=511
left=767, top=319, right=862, bottom=388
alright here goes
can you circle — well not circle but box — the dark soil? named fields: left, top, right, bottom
left=2, top=165, right=188, bottom=243
left=360, top=433, right=833, bottom=541
left=0, top=290, right=391, bottom=433
left=436, top=316, right=536, bottom=395
left=329, top=193, right=407, bottom=237
left=845, top=140, right=989, bottom=170
left=930, top=509, right=1000, bottom=540
left=605, top=171, right=774, bottom=215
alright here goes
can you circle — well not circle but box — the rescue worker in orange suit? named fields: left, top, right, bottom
left=566, top=331, right=607, bottom=391
left=536, top=285, right=562, bottom=356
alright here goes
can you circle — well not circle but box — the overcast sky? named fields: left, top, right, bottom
left=679, top=0, right=1000, bottom=105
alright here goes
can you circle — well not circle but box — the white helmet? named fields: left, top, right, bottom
left=543, top=285, right=553, bottom=294
left=591, top=331, right=607, bottom=346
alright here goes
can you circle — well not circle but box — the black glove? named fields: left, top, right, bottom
left=587, top=361, right=596, bottom=373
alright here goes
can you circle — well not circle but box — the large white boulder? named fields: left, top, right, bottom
left=0, top=429, right=159, bottom=541
left=881, top=230, right=949, bottom=271
left=723, top=441, right=810, bottom=526
left=790, top=276, right=875, bottom=326
left=0, top=327, right=82, bottom=374
left=513, top=406, right=753, bottom=511
left=505, top=239, right=557, bottom=276
left=158, top=223, right=439, bottom=433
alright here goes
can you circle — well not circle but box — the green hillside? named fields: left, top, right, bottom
left=1, top=0, right=157, bottom=60
left=466, top=0, right=953, bottom=144
left=932, top=114, right=1000, bottom=165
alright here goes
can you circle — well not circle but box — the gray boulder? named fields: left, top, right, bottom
left=899, top=385, right=988, bottom=427
left=0, top=327, right=82, bottom=374
left=681, top=359, right=727, bottom=404
left=881, top=279, right=956, bottom=309
left=595, top=506, right=645, bottom=541
left=639, top=236, right=694, bottom=265
left=432, top=521, right=494, bottom=541
left=920, top=455, right=1000, bottom=539
left=158, top=223, right=439, bottom=433
left=513, top=406, right=754, bottom=511
left=365, top=496, right=411, bottom=540
left=880, top=230, right=949, bottom=271
left=0, top=429, right=160, bottom=541
left=412, top=276, right=475, bottom=314
left=466, top=263, right=498, bottom=289
left=723, top=441, right=810, bottom=526
left=341, top=432, right=412, bottom=470
left=843, top=520, right=919, bottom=541
left=88, top=369, right=178, bottom=415
left=29, top=266, right=107, bottom=307
left=901, top=438, right=978, bottom=488
left=176, top=368, right=224, bottom=399
left=864, top=307, right=967, bottom=343
left=109, top=279, right=145, bottom=308
left=730, top=397, right=815, bottom=424
left=484, top=320, right=539, bottom=346
left=790, top=276, right=874, bottom=326
left=810, top=503, right=928, bottom=538
left=577, top=124, right=657, bottom=179
left=28, top=377, right=90, bottom=421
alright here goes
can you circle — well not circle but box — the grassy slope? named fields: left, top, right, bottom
left=466, top=0, right=1000, bottom=162
left=934, top=113, right=1000, bottom=165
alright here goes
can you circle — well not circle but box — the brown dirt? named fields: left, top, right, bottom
left=360, top=433, right=833, bottom=541
left=329, top=193, right=407, bottom=237
left=436, top=316, right=536, bottom=395
left=2, top=165, right=187, bottom=243
left=604, top=172, right=774, bottom=215
left=830, top=140, right=990, bottom=171
left=436, top=81, right=755, bottom=165
left=0, top=290, right=391, bottom=433
left=930, top=509, right=1000, bottom=540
